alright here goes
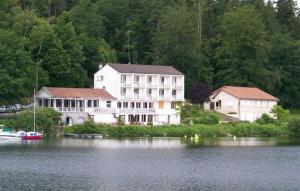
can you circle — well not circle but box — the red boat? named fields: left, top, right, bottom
left=22, top=132, right=43, bottom=140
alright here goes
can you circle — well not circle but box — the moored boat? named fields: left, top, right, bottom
left=22, top=131, right=43, bottom=140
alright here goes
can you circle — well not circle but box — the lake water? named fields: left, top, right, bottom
left=0, top=137, right=300, bottom=191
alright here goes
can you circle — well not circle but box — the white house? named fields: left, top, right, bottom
left=94, top=63, right=185, bottom=125
left=36, top=87, right=117, bottom=126
left=204, top=86, right=278, bottom=122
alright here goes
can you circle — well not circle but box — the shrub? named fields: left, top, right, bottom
left=287, top=119, right=300, bottom=137
left=256, top=114, right=274, bottom=124
left=271, top=105, right=289, bottom=122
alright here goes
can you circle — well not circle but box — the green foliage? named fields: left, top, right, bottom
left=0, top=119, right=16, bottom=129
left=271, top=105, right=290, bottom=122
left=64, top=122, right=292, bottom=138
left=226, top=122, right=287, bottom=137
left=181, top=104, right=220, bottom=125
left=287, top=119, right=300, bottom=136
left=256, top=113, right=274, bottom=124
left=16, top=108, right=61, bottom=137
left=0, top=0, right=300, bottom=109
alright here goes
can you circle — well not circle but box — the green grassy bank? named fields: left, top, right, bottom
left=64, top=121, right=292, bottom=138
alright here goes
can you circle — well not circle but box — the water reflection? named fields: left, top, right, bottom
left=1, top=136, right=300, bottom=148
left=182, top=137, right=300, bottom=147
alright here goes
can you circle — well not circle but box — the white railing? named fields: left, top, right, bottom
left=118, top=108, right=155, bottom=114
left=93, top=108, right=116, bottom=113
left=56, top=107, right=85, bottom=112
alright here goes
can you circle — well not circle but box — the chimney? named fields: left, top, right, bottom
left=99, top=64, right=103, bottom=70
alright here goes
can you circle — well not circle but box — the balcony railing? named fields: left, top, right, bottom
left=118, top=108, right=155, bottom=114
left=56, top=107, right=85, bottom=112
left=93, top=108, right=116, bottom=113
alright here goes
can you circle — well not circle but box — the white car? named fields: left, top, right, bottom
left=0, top=106, right=6, bottom=113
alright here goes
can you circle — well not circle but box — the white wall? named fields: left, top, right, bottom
left=94, top=65, right=120, bottom=98
left=239, top=100, right=277, bottom=122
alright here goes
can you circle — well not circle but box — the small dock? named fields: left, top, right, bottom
left=64, top=133, right=103, bottom=139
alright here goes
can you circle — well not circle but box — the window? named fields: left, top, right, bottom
left=106, top=101, right=111, bottom=108
left=149, top=102, right=154, bottom=108
left=172, top=76, right=177, bottom=85
left=136, top=102, right=141, bottom=108
left=159, top=101, right=164, bottom=109
left=143, top=102, right=148, bottom=108
left=147, top=89, right=152, bottom=95
left=56, top=99, right=62, bottom=107
left=50, top=100, right=54, bottom=107
left=148, top=76, right=152, bottom=84
left=216, top=100, right=221, bottom=108
left=64, top=100, right=70, bottom=107
left=160, top=76, right=165, bottom=84
left=97, top=76, right=104, bottom=81
left=123, top=102, right=128, bottom=108
left=71, top=100, right=76, bottom=107
left=159, top=89, right=164, bottom=97
left=43, top=99, right=49, bottom=107
left=172, top=89, right=176, bottom=96
left=88, top=100, right=92, bottom=108
left=121, top=75, right=126, bottom=84
left=134, top=76, right=139, bottom=84
left=134, top=88, right=139, bottom=95
left=131, top=102, right=135, bottom=108
left=117, top=102, right=122, bottom=108
left=93, top=100, right=99, bottom=107
left=171, top=102, right=176, bottom=109
left=142, top=115, right=147, bottom=122
left=121, top=88, right=126, bottom=96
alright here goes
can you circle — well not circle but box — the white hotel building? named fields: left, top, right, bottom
left=94, top=64, right=185, bottom=125
left=36, top=63, right=185, bottom=125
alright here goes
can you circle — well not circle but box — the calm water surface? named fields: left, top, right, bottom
left=0, top=137, right=300, bottom=191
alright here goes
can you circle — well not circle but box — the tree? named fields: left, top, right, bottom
left=276, top=0, right=299, bottom=38
left=271, top=105, right=289, bottom=122
left=215, top=6, right=276, bottom=92
left=269, top=33, right=300, bottom=107
left=188, top=82, right=212, bottom=104
left=16, top=108, right=61, bottom=137
left=153, top=1, right=212, bottom=93
left=0, top=29, right=36, bottom=104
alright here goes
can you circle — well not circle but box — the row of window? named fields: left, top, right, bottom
left=38, top=99, right=112, bottom=108
left=121, top=75, right=179, bottom=85
left=121, top=88, right=177, bottom=97
left=240, top=100, right=274, bottom=107
left=117, top=102, right=154, bottom=109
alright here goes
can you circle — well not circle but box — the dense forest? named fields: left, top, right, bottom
left=0, top=0, right=299, bottom=107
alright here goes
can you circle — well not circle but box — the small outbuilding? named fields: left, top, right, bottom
left=204, top=86, right=278, bottom=122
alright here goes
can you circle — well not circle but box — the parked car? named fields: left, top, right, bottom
left=14, top=104, right=22, bottom=111
left=0, top=106, right=7, bottom=113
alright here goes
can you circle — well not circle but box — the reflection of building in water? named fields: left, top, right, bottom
left=61, top=138, right=184, bottom=149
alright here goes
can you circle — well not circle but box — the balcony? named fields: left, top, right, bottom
left=147, top=82, right=158, bottom=88
left=172, top=83, right=184, bottom=89
left=121, top=81, right=133, bottom=87
left=147, top=95, right=157, bottom=100
left=93, top=108, right=116, bottom=113
left=56, top=107, right=85, bottom=112
left=118, top=108, right=155, bottom=114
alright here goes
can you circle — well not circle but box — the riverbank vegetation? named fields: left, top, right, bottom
left=64, top=104, right=300, bottom=138
left=0, top=108, right=62, bottom=137
left=64, top=121, right=289, bottom=138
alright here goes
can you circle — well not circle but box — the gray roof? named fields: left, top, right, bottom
left=108, top=64, right=183, bottom=75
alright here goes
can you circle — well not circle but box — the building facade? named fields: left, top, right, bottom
left=36, top=63, right=185, bottom=125
left=94, top=64, right=185, bottom=125
left=36, top=87, right=117, bottom=126
left=204, top=86, right=278, bottom=122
